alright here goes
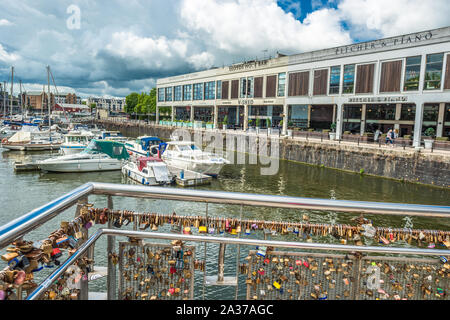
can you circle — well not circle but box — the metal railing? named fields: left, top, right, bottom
left=1, top=182, right=449, bottom=300
left=25, top=228, right=450, bottom=300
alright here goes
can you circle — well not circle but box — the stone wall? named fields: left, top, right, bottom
left=99, top=121, right=450, bottom=188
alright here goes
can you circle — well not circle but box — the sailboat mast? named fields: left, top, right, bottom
left=47, top=66, right=52, bottom=139
left=2, top=81, right=5, bottom=119
left=10, top=66, right=14, bottom=118
left=19, top=80, right=23, bottom=118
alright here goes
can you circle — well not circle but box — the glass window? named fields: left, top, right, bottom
left=344, top=105, right=362, bottom=119
left=366, top=104, right=396, bottom=121
left=404, top=56, right=421, bottom=91
left=247, top=77, right=254, bottom=98
left=240, top=78, right=247, bottom=98
left=174, top=86, right=182, bottom=101
left=400, top=104, right=416, bottom=121
left=277, top=73, right=286, bottom=97
left=343, top=64, right=355, bottom=94
left=158, top=88, right=165, bottom=102
left=204, top=81, right=215, bottom=100
left=424, top=53, right=444, bottom=90
left=423, top=104, right=439, bottom=122
left=183, top=85, right=192, bottom=101
left=329, top=66, right=341, bottom=94
left=216, top=81, right=222, bottom=99
left=193, top=83, right=204, bottom=100
left=165, top=87, right=173, bottom=102
left=445, top=104, right=450, bottom=122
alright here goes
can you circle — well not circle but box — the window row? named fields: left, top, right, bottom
left=158, top=52, right=449, bottom=102
left=158, top=73, right=287, bottom=102
left=289, top=52, right=449, bottom=97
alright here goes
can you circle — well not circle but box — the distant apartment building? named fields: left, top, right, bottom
left=87, top=97, right=126, bottom=114
left=22, top=90, right=79, bottom=112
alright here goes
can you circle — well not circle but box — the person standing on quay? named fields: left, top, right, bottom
left=385, top=129, right=394, bottom=147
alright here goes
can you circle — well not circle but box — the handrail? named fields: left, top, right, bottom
left=0, top=183, right=94, bottom=249
left=2, top=182, right=450, bottom=249
left=90, top=182, right=450, bottom=217
left=26, top=228, right=450, bottom=300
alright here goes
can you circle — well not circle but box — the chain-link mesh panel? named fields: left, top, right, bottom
left=118, top=242, right=195, bottom=300
left=357, top=256, right=450, bottom=300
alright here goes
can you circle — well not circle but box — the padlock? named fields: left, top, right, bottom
left=256, top=246, right=267, bottom=257
left=199, top=226, right=207, bottom=234
left=51, top=248, right=62, bottom=259
left=1, top=252, right=19, bottom=262
left=272, top=281, right=281, bottom=290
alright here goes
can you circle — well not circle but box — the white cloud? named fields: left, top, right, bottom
left=187, top=52, right=215, bottom=70
left=338, top=0, right=450, bottom=39
left=0, top=0, right=449, bottom=97
left=180, top=0, right=352, bottom=56
left=0, top=19, right=12, bottom=26
left=0, top=44, right=19, bottom=63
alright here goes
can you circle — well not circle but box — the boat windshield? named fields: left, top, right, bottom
left=81, top=140, right=130, bottom=160
left=177, top=144, right=200, bottom=152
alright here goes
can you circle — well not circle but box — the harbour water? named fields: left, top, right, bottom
left=1, top=148, right=449, bottom=299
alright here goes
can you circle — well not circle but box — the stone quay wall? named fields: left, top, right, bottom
left=99, top=121, right=450, bottom=188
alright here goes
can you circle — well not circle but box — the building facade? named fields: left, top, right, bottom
left=87, top=97, right=126, bottom=114
left=157, top=26, right=450, bottom=147
left=22, top=91, right=79, bottom=111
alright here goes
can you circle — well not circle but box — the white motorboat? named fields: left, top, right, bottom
left=161, top=141, right=230, bottom=177
left=60, top=131, right=94, bottom=155
left=1, top=128, right=62, bottom=151
left=124, top=136, right=164, bottom=158
left=122, top=156, right=173, bottom=186
left=38, top=139, right=129, bottom=173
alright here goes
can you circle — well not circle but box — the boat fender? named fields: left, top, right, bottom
left=128, top=170, right=131, bottom=177
left=142, top=178, right=145, bottom=185
left=1, top=138, right=7, bottom=144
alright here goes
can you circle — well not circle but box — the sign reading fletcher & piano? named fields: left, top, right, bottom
left=348, top=96, right=408, bottom=103
left=336, top=31, right=433, bottom=55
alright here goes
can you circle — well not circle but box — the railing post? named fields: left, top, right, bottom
left=217, top=243, right=226, bottom=283
left=75, top=197, right=89, bottom=300
left=107, top=195, right=116, bottom=300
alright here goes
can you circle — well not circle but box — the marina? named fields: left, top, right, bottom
left=0, top=132, right=449, bottom=300
left=0, top=4, right=449, bottom=305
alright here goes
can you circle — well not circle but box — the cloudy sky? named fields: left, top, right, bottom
left=0, top=0, right=449, bottom=98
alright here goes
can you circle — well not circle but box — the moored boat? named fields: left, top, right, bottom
left=124, top=136, right=164, bottom=158
left=38, top=139, right=129, bottom=173
left=161, top=141, right=230, bottom=177
left=122, top=156, right=173, bottom=186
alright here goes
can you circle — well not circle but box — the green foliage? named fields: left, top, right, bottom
left=125, top=88, right=157, bottom=115
left=266, top=118, right=271, bottom=128
left=330, top=122, right=336, bottom=132
left=223, top=115, right=228, bottom=125
left=288, top=121, right=293, bottom=127
left=424, top=127, right=436, bottom=137
left=255, top=118, right=260, bottom=128
left=125, top=92, right=139, bottom=114
left=89, top=103, right=96, bottom=110
left=360, top=169, right=365, bottom=175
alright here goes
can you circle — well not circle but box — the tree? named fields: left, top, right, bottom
left=125, top=92, right=139, bottom=114
left=89, top=103, right=96, bottom=110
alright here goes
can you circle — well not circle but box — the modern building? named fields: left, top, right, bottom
left=157, top=26, right=450, bottom=147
